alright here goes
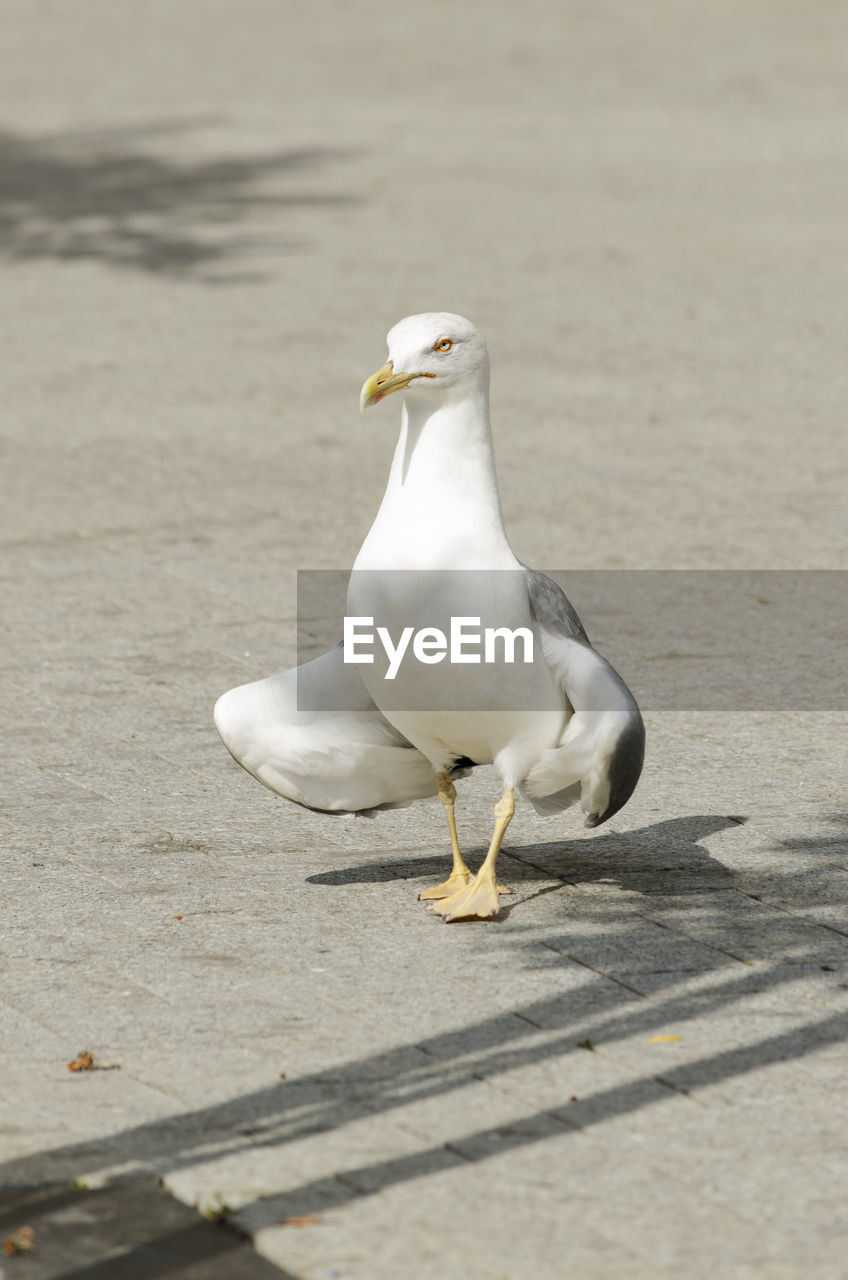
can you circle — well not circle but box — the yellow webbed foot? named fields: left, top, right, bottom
left=418, top=870, right=472, bottom=901
left=419, top=873, right=513, bottom=902
left=428, top=870, right=509, bottom=921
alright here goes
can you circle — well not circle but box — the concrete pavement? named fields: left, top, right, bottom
left=2, top=3, right=847, bottom=1276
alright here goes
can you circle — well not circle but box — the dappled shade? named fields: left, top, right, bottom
left=0, top=122, right=354, bottom=280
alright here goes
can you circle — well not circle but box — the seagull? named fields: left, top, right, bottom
left=214, top=312, right=644, bottom=920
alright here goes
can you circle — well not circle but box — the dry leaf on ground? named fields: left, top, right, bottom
left=68, top=1051, right=94, bottom=1072
left=4, top=1225, right=36, bottom=1255
left=67, top=1050, right=121, bottom=1072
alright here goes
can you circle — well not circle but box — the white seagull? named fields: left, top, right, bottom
left=214, top=313, right=644, bottom=920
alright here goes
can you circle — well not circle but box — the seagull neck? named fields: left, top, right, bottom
left=356, top=387, right=516, bottom=571
left=389, top=390, right=506, bottom=523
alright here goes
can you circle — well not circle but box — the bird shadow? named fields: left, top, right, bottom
left=306, top=813, right=739, bottom=891
left=0, top=119, right=357, bottom=282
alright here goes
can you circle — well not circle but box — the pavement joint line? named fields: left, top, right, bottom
left=538, top=944, right=654, bottom=997
left=635, top=911, right=758, bottom=967
left=0, top=509, right=287, bottom=553
left=640, top=717, right=728, bottom=753
left=732, top=888, right=848, bottom=943
left=19, top=759, right=112, bottom=799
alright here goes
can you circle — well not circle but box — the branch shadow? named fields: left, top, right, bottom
left=5, top=967, right=846, bottom=1244
left=0, top=121, right=357, bottom=282
left=1, top=1179, right=292, bottom=1279
left=4, top=815, right=846, bottom=1269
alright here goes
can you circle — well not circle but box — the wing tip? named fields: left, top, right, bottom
left=586, top=711, right=646, bottom=829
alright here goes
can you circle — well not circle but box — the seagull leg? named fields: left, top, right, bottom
left=418, top=772, right=474, bottom=900
left=430, top=788, right=515, bottom=921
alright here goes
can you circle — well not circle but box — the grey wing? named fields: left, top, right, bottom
left=523, top=567, right=591, bottom=645
left=214, top=644, right=438, bottom=813
left=522, top=569, right=645, bottom=827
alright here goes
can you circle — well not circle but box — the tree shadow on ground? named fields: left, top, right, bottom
left=0, top=121, right=356, bottom=282
left=0, top=1180, right=291, bottom=1279
left=4, top=814, right=846, bottom=1272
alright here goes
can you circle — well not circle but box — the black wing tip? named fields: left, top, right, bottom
left=585, top=713, right=647, bottom=829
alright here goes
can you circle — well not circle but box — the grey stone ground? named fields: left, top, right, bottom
left=2, top=2, right=847, bottom=1277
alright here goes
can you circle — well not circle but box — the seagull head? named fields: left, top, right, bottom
left=360, top=312, right=489, bottom=411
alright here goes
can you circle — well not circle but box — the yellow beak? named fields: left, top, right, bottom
left=359, top=362, right=433, bottom=412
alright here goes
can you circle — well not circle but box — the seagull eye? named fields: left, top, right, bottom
left=434, top=338, right=453, bottom=353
